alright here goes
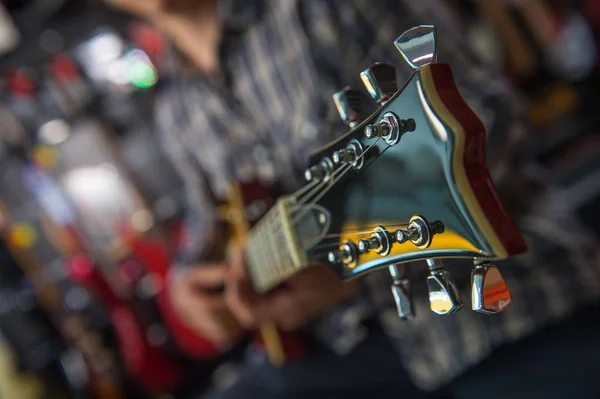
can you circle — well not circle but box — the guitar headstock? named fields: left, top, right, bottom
left=247, top=26, right=527, bottom=319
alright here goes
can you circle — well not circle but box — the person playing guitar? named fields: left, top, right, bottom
left=106, top=1, right=600, bottom=398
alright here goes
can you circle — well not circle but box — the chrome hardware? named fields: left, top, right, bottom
left=360, top=63, right=397, bottom=104
left=304, top=165, right=323, bottom=182
left=364, top=112, right=415, bottom=145
left=364, top=121, right=390, bottom=139
left=400, top=118, right=416, bottom=133
left=380, top=112, right=400, bottom=145
left=320, top=157, right=334, bottom=181
left=347, top=139, right=364, bottom=169
left=304, top=157, right=334, bottom=182
left=395, top=216, right=444, bottom=249
left=389, top=264, right=415, bottom=319
left=327, top=241, right=358, bottom=266
left=426, top=258, right=463, bottom=315
left=332, top=139, right=365, bottom=169
left=332, top=87, right=365, bottom=128
left=327, top=251, right=341, bottom=264
left=295, top=204, right=331, bottom=250
left=471, top=260, right=513, bottom=314
left=394, top=25, right=437, bottom=70
left=358, top=226, right=392, bottom=256
left=332, top=149, right=355, bottom=165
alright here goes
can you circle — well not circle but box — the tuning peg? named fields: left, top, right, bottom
left=471, top=261, right=513, bottom=314
left=360, top=63, right=397, bottom=104
left=357, top=226, right=392, bottom=257
left=332, top=87, right=365, bottom=127
left=426, top=259, right=463, bottom=315
left=395, top=216, right=444, bottom=249
left=394, top=25, right=437, bottom=70
left=388, top=264, right=415, bottom=319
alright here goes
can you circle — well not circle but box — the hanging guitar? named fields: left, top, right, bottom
left=221, top=25, right=528, bottom=365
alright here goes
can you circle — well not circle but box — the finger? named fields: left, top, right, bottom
left=185, top=311, right=243, bottom=346
left=227, top=247, right=247, bottom=281
left=171, top=280, right=228, bottom=313
left=225, top=270, right=265, bottom=328
left=179, top=265, right=228, bottom=288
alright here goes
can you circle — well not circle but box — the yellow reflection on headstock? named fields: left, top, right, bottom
left=339, top=221, right=480, bottom=270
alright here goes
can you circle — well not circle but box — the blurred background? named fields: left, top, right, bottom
left=0, top=0, right=599, bottom=398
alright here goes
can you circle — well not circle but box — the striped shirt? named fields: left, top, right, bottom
left=155, top=0, right=600, bottom=390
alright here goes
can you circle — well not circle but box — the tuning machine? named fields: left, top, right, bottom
left=394, top=215, right=444, bottom=249
left=332, top=139, right=365, bottom=169
left=471, top=260, right=513, bottom=314
left=360, top=62, right=398, bottom=105
left=389, top=264, right=414, bottom=319
left=357, top=226, right=394, bottom=256
left=332, top=87, right=365, bottom=128
left=394, top=25, right=437, bottom=70
left=426, top=259, right=463, bottom=315
left=364, top=112, right=416, bottom=145
left=327, top=241, right=358, bottom=267
left=304, top=157, right=334, bottom=183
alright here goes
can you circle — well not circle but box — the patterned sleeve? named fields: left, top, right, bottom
left=154, top=87, right=219, bottom=269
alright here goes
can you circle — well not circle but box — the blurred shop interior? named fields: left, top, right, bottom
left=0, top=0, right=599, bottom=398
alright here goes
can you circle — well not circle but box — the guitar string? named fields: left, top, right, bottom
left=322, top=223, right=409, bottom=236
left=288, top=161, right=351, bottom=210
left=289, top=179, right=320, bottom=203
left=249, top=137, right=382, bottom=274
left=254, top=222, right=413, bottom=259
left=292, top=163, right=353, bottom=223
left=289, top=136, right=383, bottom=211
left=290, top=137, right=383, bottom=225
left=307, top=224, right=412, bottom=254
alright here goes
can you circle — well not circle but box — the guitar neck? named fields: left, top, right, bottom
left=245, top=197, right=308, bottom=293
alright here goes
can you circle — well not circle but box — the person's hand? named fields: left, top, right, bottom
left=169, top=265, right=246, bottom=347
left=225, top=253, right=357, bottom=332
left=103, top=0, right=166, bottom=18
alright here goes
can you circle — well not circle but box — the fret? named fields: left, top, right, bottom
left=247, top=197, right=309, bottom=293
left=261, top=222, right=278, bottom=286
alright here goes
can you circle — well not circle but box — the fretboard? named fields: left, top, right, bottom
left=246, top=198, right=308, bottom=293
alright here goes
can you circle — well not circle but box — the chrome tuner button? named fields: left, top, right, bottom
left=388, top=264, right=415, bottom=319
left=426, top=259, right=463, bottom=315
left=471, top=260, right=514, bottom=314
left=332, top=87, right=365, bottom=128
left=360, top=63, right=398, bottom=105
left=394, top=25, right=437, bottom=71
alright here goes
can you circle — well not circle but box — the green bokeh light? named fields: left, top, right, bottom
left=129, top=61, right=157, bottom=89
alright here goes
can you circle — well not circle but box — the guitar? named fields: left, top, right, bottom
left=223, top=25, right=527, bottom=363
